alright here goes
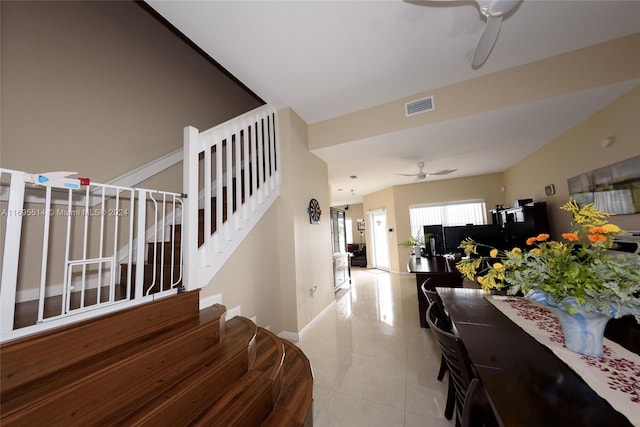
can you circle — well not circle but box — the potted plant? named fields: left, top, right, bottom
left=399, top=233, right=432, bottom=256
left=456, top=201, right=640, bottom=357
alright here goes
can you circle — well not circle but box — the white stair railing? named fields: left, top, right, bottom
left=0, top=169, right=184, bottom=343
left=183, top=105, right=280, bottom=290
left=0, top=105, right=279, bottom=342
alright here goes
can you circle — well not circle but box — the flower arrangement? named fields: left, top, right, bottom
left=456, top=201, right=640, bottom=321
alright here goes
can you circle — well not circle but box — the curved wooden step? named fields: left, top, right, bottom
left=262, top=339, right=314, bottom=427
left=99, top=316, right=258, bottom=426
left=187, top=325, right=286, bottom=426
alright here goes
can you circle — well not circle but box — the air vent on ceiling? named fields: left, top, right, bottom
left=405, top=95, right=434, bottom=117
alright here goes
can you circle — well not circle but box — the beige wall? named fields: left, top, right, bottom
left=504, top=85, right=640, bottom=237
left=199, top=204, right=285, bottom=331
left=277, top=108, right=334, bottom=334
left=1, top=1, right=261, bottom=181
left=363, top=173, right=504, bottom=273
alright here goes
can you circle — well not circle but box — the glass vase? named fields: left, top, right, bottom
left=526, top=291, right=612, bottom=358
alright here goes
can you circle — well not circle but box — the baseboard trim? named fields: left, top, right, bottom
left=278, top=299, right=337, bottom=342
left=199, top=293, right=223, bottom=310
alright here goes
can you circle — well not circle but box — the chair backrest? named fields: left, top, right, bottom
left=427, top=303, right=476, bottom=423
left=422, top=283, right=453, bottom=333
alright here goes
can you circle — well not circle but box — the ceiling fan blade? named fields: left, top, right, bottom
left=429, top=169, right=458, bottom=175
left=472, top=15, right=502, bottom=67
left=397, top=173, right=419, bottom=177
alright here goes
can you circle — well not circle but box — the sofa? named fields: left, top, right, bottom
left=348, top=244, right=367, bottom=267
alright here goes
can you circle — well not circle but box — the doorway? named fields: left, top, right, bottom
left=369, top=209, right=389, bottom=270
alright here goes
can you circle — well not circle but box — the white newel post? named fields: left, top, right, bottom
left=183, top=126, right=200, bottom=291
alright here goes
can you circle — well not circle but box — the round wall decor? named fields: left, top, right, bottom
left=308, top=198, right=321, bottom=224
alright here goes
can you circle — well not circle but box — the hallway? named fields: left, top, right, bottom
left=297, top=269, right=455, bottom=426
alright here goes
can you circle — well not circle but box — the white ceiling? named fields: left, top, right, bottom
left=147, top=0, right=640, bottom=205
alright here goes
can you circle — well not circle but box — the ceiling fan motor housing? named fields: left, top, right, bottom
left=477, top=0, right=522, bottom=17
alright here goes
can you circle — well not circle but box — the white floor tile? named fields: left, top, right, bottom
left=297, top=269, right=455, bottom=427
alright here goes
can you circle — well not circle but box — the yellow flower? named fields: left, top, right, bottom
left=454, top=201, right=640, bottom=310
left=602, top=223, right=621, bottom=234
left=476, top=275, right=493, bottom=292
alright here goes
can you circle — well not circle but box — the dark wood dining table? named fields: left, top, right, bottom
left=436, top=287, right=636, bottom=427
left=407, top=256, right=462, bottom=327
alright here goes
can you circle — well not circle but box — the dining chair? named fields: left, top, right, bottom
left=462, top=378, right=501, bottom=427
left=422, top=285, right=452, bottom=381
left=421, top=282, right=454, bottom=420
left=426, top=303, right=499, bottom=427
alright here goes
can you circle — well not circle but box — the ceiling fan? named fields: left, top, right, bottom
left=472, top=0, right=523, bottom=67
left=397, top=162, right=457, bottom=181
left=415, top=0, right=523, bottom=67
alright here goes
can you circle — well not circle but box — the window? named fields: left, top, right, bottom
left=346, top=218, right=353, bottom=244
left=409, top=201, right=486, bottom=238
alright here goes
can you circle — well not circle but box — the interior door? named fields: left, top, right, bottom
left=369, top=209, right=389, bottom=270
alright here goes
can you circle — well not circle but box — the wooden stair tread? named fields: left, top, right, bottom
left=0, top=304, right=231, bottom=426
left=185, top=327, right=288, bottom=427
left=1, top=303, right=225, bottom=415
left=96, top=316, right=258, bottom=427
left=117, top=324, right=287, bottom=427
left=1, top=290, right=202, bottom=396
left=146, top=241, right=182, bottom=265
left=118, top=263, right=183, bottom=298
left=191, top=371, right=276, bottom=427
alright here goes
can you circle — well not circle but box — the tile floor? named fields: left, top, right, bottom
left=296, top=268, right=455, bottom=427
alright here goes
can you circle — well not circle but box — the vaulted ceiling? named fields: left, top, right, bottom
left=147, top=0, right=640, bottom=205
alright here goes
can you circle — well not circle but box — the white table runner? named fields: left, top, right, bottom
left=486, top=295, right=640, bottom=426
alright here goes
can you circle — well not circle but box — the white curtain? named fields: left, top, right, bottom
left=409, top=201, right=486, bottom=237
left=593, top=190, right=635, bottom=214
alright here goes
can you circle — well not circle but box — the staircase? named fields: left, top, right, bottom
left=0, top=290, right=313, bottom=426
